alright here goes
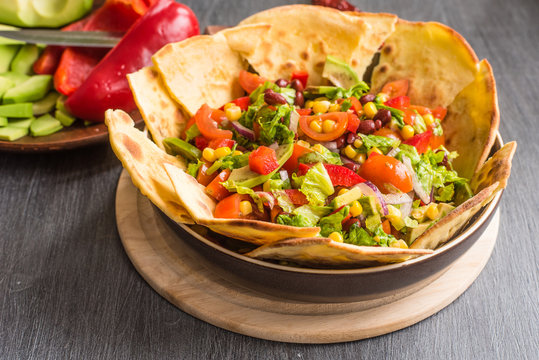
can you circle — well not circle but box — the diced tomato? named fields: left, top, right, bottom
left=384, top=95, right=410, bottom=110
left=195, top=104, right=233, bottom=140
left=232, top=96, right=251, bottom=111
left=291, top=70, right=309, bottom=88
left=381, top=79, right=409, bottom=99
left=359, top=155, right=413, bottom=194
left=324, top=164, right=366, bottom=187
left=402, top=109, right=417, bottom=126
left=282, top=143, right=312, bottom=172
left=299, top=112, right=348, bottom=142
left=382, top=220, right=391, bottom=234
left=296, top=108, right=312, bottom=116
left=403, top=130, right=432, bottom=154
left=408, top=105, right=432, bottom=116
left=238, top=70, right=266, bottom=93
left=346, top=112, right=360, bottom=133
left=194, top=136, right=209, bottom=151
left=373, top=128, right=402, bottom=141
left=211, top=109, right=227, bottom=124
left=431, top=106, right=447, bottom=121
left=283, top=189, right=308, bottom=206
left=349, top=96, right=362, bottom=114
left=249, top=146, right=279, bottom=175
left=429, top=134, right=445, bottom=150
left=205, top=169, right=231, bottom=201
left=196, top=161, right=217, bottom=186
left=214, top=193, right=251, bottom=219
left=208, top=138, right=235, bottom=149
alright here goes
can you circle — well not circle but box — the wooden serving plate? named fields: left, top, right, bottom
left=115, top=170, right=500, bottom=343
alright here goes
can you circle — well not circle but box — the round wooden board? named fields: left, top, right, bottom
left=115, top=170, right=500, bottom=343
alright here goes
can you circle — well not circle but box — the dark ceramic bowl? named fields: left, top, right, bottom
left=159, top=135, right=504, bottom=303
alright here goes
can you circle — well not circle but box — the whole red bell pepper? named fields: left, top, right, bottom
left=65, top=0, right=199, bottom=122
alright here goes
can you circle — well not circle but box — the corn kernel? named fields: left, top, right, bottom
left=368, top=147, right=383, bottom=157
left=426, top=203, right=439, bottom=220
left=373, top=236, right=381, bottom=243
left=390, top=239, right=408, bottom=249
left=232, top=150, right=243, bottom=156
left=376, top=93, right=389, bottom=103
left=313, top=100, right=331, bottom=114
left=305, top=100, right=314, bottom=109
left=363, top=102, right=378, bottom=119
left=411, top=208, right=424, bottom=220
left=309, top=120, right=322, bottom=133
left=350, top=201, right=363, bottom=217
left=344, top=145, right=357, bottom=159
left=328, top=232, right=343, bottom=242
left=312, top=143, right=324, bottom=153
left=423, top=113, right=435, bottom=127
left=353, top=153, right=366, bottom=164
left=223, top=102, right=235, bottom=110
left=202, top=147, right=216, bottom=162
left=322, top=119, right=336, bottom=133
left=338, top=188, right=349, bottom=196
left=225, top=105, right=242, bottom=121
left=328, top=103, right=341, bottom=112
left=263, top=180, right=271, bottom=193
left=214, top=146, right=232, bottom=159
left=401, top=125, right=415, bottom=140
left=387, top=204, right=402, bottom=218
left=353, top=138, right=363, bottom=148
left=296, top=140, right=311, bottom=148
left=239, top=201, right=253, bottom=215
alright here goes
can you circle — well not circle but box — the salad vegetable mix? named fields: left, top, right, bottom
left=163, top=58, right=473, bottom=248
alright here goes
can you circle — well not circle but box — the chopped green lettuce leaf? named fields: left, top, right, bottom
left=346, top=223, right=378, bottom=246
left=299, top=162, right=335, bottom=206
left=187, top=160, right=203, bottom=178
left=358, top=134, right=401, bottom=154
left=299, top=145, right=342, bottom=165
left=319, top=206, right=349, bottom=237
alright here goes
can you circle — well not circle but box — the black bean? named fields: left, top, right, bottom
left=264, top=89, right=287, bottom=105
left=275, top=78, right=289, bottom=88
left=290, top=79, right=304, bottom=92
left=373, top=108, right=391, bottom=125
left=294, top=91, right=305, bottom=107
left=359, top=94, right=376, bottom=105
left=346, top=132, right=357, bottom=144
left=357, top=120, right=376, bottom=134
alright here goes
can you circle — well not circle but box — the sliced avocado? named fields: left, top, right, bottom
left=332, top=186, right=363, bottom=209
left=3, top=75, right=52, bottom=104
left=304, top=85, right=339, bottom=97
left=9, top=116, right=34, bottom=129
left=0, top=76, right=14, bottom=98
left=0, top=0, right=93, bottom=28
left=225, top=144, right=293, bottom=189
left=10, top=44, right=40, bottom=74
left=0, top=125, right=27, bottom=141
left=0, top=116, right=6, bottom=126
left=0, top=71, right=29, bottom=86
left=406, top=203, right=455, bottom=243
left=54, top=109, right=76, bottom=127
left=0, top=102, right=32, bottom=118
left=322, top=55, right=360, bottom=88
left=30, top=113, right=62, bottom=137
left=0, top=45, right=21, bottom=72
left=33, top=91, right=60, bottom=115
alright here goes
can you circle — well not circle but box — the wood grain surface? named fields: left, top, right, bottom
left=1, top=0, right=538, bottom=359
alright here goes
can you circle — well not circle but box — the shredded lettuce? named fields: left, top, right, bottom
left=346, top=223, right=378, bottom=246
left=258, top=105, right=295, bottom=145
left=304, top=82, right=369, bottom=100
left=185, top=124, right=201, bottom=142
left=299, top=145, right=342, bottom=165
left=373, top=226, right=398, bottom=247
left=319, top=206, right=349, bottom=237
left=276, top=213, right=313, bottom=228
left=298, top=162, right=335, bottom=206
left=358, top=134, right=401, bottom=154
left=186, top=160, right=203, bottom=178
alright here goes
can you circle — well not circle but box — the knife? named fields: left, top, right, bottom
left=0, top=30, right=122, bottom=48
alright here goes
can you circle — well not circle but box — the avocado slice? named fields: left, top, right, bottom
left=332, top=186, right=363, bottom=209
left=0, top=76, right=14, bottom=98
left=406, top=203, right=456, bottom=244
left=0, top=102, right=32, bottom=118
left=224, top=144, right=293, bottom=189
left=9, top=116, right=34, bottom=129
left=0, top=125, right=28, bottom=141
left=0, top=45, right=21, bottom=73
left=0, top=0, right=93, bottom=28
left=10, top=44, right=40, bottom=75
left=3, top=75, right=52, bottom=104
left=322, top=55, right=360, bottom=88
left=30, top=113, right=63, bottom=137
left=33, top=91, right=60, bottom=115
left=0, top=71, right=29, bottom=86
left=55, top=109, right=76, bottom=127
left=0, top=116, right=6, bottom=126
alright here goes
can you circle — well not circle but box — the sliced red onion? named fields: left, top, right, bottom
left=279, top=169, right=289, bottom=182
left=355, top=181, right=388, bottom=215
left=268, top=142, right=279, bottom=150
left=387, top=147, right=400, bottom=157
left=383, top=191, right=414, bottom=218
left=402, top=155, right=430, bottom=204
left=320, top=141, right=338, bottom=150
left=289, top=110, right=299, bottom=133
left=255, top=191, right=275, bottom=209
left=231, top=121, right=255, bottom=141
left=340, top=156, right=361, bottom=172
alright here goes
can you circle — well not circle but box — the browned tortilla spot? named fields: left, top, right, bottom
left=351, top=59, right=358, bottom=66
left=383, top=44, right=392, bottom=54
left=122, top=133, right=142, bottom=161
left=300, top=51, right=309, bottom=60
left=379, top=64, right=388, bottom=73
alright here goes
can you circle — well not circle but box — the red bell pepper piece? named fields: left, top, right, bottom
left=194, top=136, right=209, bottom=151
left=283, top=189, right=308, bottom=206
left=291, top=70, right=309, bottom=88
left=349, top=96, right=362, bottom=115
left=346, top=112, right=360, bottom=133
left=384, top=95, right=410, bottom=110
left=323, top=164, right=366, bottom=186
left=65, top=0, right=199, bottom=121
left=297, top=163, right=312, bottom=176
left=208, top=138, right=235, bottom=149
left=403, top=130, right=432, bottom=154
left=249, top=146, right=279, bottom=175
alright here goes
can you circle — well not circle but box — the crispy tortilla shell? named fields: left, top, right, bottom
left=105, top=109, right=193, bottom=224
left=470, top=142, right=516, bottom=194
left=371, top=19, right=479, bottom=108
left=443, top=59, right=499, bottom=178
left=247, top=238, right=432, bottom=268
left=127, top=66, right=187, bottom=150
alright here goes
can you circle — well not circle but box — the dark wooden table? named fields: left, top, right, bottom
left=1, top=0, right=537, bottom=359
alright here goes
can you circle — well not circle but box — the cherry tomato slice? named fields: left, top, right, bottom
left=214, top=193, right=251, bottom=219
left=195, top=104, right=233, bottom=140
left=238, top=70, right=266, bottom=94
left=359, top=154, right=413, bottom=194
left=384, top=95, right=410, bottom=110
left=296, top=108, right=312, bottom=116
left=299, top=112, right=348, bottom=142
left=205, top=169, right=231, bottom=201
left=381, top=79, right=409, bottom=99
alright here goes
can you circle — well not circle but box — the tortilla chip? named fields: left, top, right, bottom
left=443, top=60, right=499, bottom=178
left=238, top=5, right=369, bottom=85
left=163, top=163, right=320, bottom=245
left=152, top=32, right=248, bottom=116
left=470, top=142, right=516, bottom=194
left=127, top=66, right=187, bottom=150
left=105, top=109, right=193, bottom=224
left=371, top=19, right=479, bottom=108
left=247, top=237, right=432, bottom=268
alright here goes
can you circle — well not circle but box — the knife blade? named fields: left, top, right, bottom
left=0, top=30, right=122, bottom=48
